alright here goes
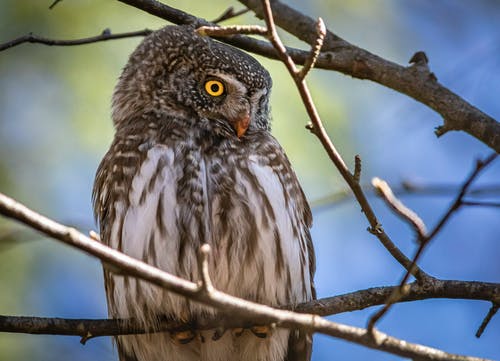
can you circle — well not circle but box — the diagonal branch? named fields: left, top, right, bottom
left=367, top=152, right=498, bottom=331
left=372, top=177, right=427, bottom=240
left=3, top=0, right=497, bottom=150
left=238, top=0, right=500, bottom=153
left=194, top=7, right=424, bottom=279
left=112, top=0, right=500, bottom=152
left=0, top=192, right=492, bottom=361
left=253, top=0, right=428, bottom=280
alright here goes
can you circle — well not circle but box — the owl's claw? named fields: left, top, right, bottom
left=212, top=327, right=227, bottom=341
left=171, top=330, right=197, bottom=344
left=250, top=325, right=269, bottom=338
left=232, top=327, right=245, bottom=337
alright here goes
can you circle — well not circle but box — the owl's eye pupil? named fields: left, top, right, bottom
left=204, top=80, right=225, bottom=97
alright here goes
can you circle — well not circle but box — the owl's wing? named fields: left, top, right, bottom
left=257, top=134, right=316, bottom=300
left=257, top=136, right=315, bottom=361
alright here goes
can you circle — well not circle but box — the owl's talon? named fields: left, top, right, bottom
left=250, top=326, right=269, bottom=338
left=232, top=328, right=245, bottom=337
left=171, top=330, right=196, bottom=344
left=212, top=327, right=226, bottom=341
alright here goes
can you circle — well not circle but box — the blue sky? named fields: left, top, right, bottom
left=0, top=1, right=499, bottom=360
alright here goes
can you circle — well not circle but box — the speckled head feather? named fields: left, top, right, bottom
left=112, top=25, right=272, bottom=132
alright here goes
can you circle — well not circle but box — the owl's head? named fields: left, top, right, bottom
left=112, top=25, right=272, bottom=139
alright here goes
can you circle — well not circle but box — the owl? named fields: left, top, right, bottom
left=93, top=25, right=315, bottom=361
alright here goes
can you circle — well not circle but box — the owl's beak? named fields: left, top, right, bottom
left=231, top=112, right=250, bottom=138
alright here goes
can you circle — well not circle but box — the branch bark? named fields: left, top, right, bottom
left=1, top=279, right=498, bottom=340
left=0, top=191, right=493, bottom=361
left=0, top=1, right=498, bottom=360
left=0, top=29, right=152, bottom=51
left=238, top=0, right=500, bottom=153
left=114, top=0, right=500, bottom=152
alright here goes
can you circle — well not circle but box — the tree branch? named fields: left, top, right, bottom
left=367, top=153, right=498, bottom=331
left=3, top=1, right=498, bottom=150
left=195, top=5, right=426, bottom=280
left=211, top=6, right=250, bottom=24
left=310, top=182, right=500, bottom=210
left=371, top=177, right=427, bottom=240
left=0, top=29, right=152, bottom=52
left=257, top=0, right=429, bottom=280
left=112, top=0, right=500, bottom=152
left=475, top=303, right=499, bottom=339
left=0, top=192, right=492, bottom=361
left=1, top=279, right=498, bottom=341
left=238, top=0, right=500, bottom=153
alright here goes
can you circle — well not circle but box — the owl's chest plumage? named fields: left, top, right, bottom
left=94, top=122, right=314, bottom=361
left=96, top=124, right=313, bottom=317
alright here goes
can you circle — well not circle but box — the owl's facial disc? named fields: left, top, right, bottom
left=203, top=74, right=252, bottom=138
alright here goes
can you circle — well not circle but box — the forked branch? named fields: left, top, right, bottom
left=0, top=191, right=492, bottom=361
left=368, top=153, right=498, bottom=332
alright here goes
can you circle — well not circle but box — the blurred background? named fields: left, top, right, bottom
left=0, top=0, right=499, bottom=360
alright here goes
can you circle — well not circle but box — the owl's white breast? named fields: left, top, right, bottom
left=107, top=141, right=312, bottom=361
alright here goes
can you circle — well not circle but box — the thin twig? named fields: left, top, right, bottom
left=368, top=153, right=498, bottom=332
left=426, top=153, right=497, bottom=242
left=311, top=182, right=500, bottom=210
left=475, top=303, right=499, bottom=338
left=372, top=177, right=427, bottom=240
left=49, top=0, right=63, bottom=9
left=196, top=244, right=214, bottom=294
left=256, top=0, right=426, bottom=280
left=353, top=155, right=362, bottom=183
left=211, top=6, right=250, bottom=23
left=298, top=17, right=326, bottom=81
left=461, top=200, right=500, bottom=208
left=0, top=29, right=152, bottom=52
left=0, top=192, right=492, bottom=361
left=197, top=25, right=267, bottom=37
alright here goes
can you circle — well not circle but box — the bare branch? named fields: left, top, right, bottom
left=197, top=25, right=268, bottom=37
left=237, top=0, right=500, bottom=152
left=372, top=177, right=427, bottom=240
left=211, top=6, right=250, bottom=23
left=1, top=279, right=498, bottom=341
left=196, top=244, right=214, bottom=294
left=426, top=153, right=498, bottom=242
left=117, top=0, right=203, bottom=26
left=49, top=0, right=63, bottom=10
left=368, top=153, right=497, bottom=332
left=461, top=200, right=500, bottom=208
left=0, top=29, right=152, bottom=52
left=311, top=182, right=500, bottom=210
left=297, top=17, right=326, bottom=81
left=253, top=0, right=428, bottom=280
left=0, top=192, right=492, bottom=361
left=476, top=303, right=499, bottom=338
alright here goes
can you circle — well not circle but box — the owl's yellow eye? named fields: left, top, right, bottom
left=204, top=80, right=225, bottom=97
